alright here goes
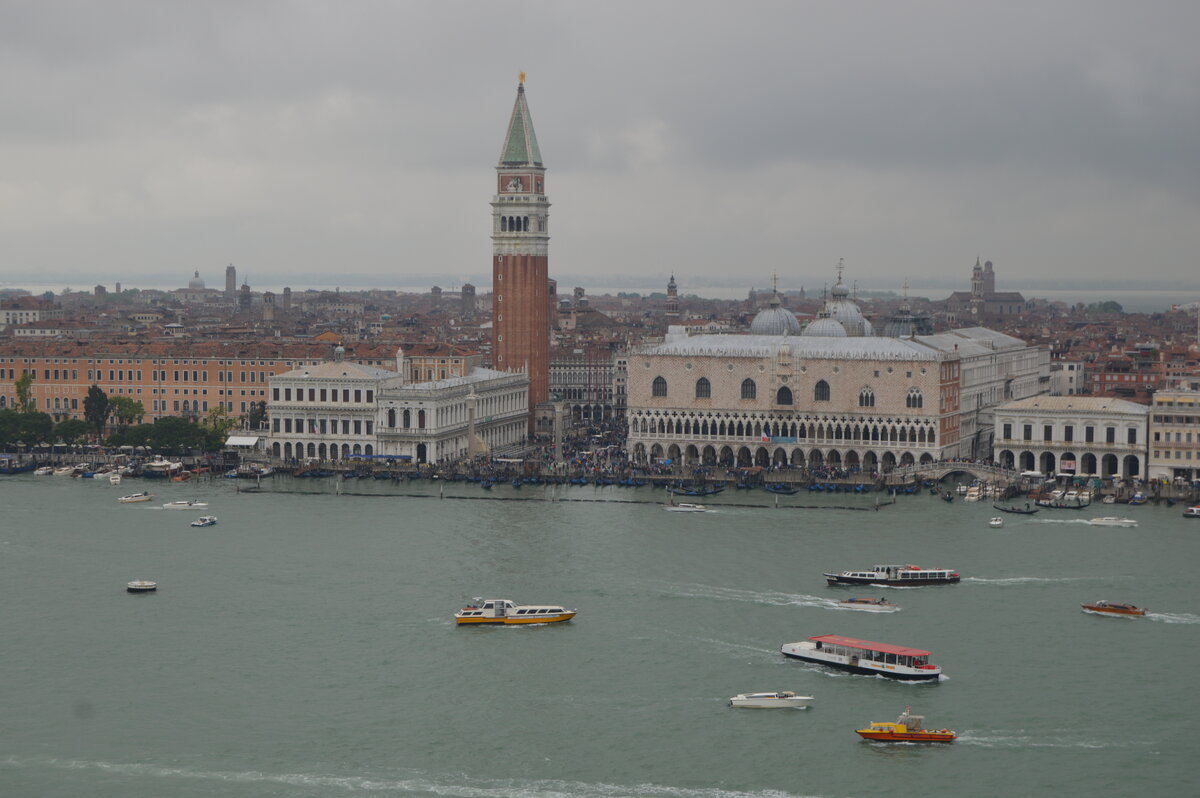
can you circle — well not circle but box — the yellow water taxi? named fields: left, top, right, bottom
left=455, top=598, right=577, bottom=625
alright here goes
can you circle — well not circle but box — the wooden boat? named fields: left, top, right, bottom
left=993, top=502, right=1039, bottom=515
left=455, top=598, right=576, bottom=625
left=856, top=707, right=955, bottom=742
left=728, top=691, right=812, bottom=709
left=1081, top=600, right=1146, bottom=617
left=836, top=597, right=900, bottom=613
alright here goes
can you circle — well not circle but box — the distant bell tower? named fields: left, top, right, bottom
left=492, top=73, right=550, bottom=427
left=665, top=274, right=680, bottom=318
left=225, top=264, right=237, bottom=298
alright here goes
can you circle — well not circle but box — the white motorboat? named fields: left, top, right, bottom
left=455, top=598, right=576, bottom=625
left=988, top=517, right=1004, bottom=528
left=190, top=515, right=218, bottom=527
left=126, top=580, right=157, bottom=593
left=117, top=492, right=154, bottom=503
left=1088, top=517, right=1138, bottom=528
left=963, top=486, right=982, bottom=502
left=665, top=502, right=710, bottom=512
left=162, top=500, right=208, bottom=510
left=836, top=597, right=901, bottom=613
left=109, top=473, right=122, bottom=485
left=34, top=466, right=54, bottom=476
left=53, top=465, right=76, bottom=476
left=728, top=691, right=813, bottom=709
left=1101, top=494, right=1116, bottom=504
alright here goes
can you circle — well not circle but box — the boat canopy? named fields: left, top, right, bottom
left=809, top=634, right=931, bottom=657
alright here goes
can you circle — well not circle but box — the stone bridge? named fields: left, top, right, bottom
left=883, top=462, right=1023, bottom=486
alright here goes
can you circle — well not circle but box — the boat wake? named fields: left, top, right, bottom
left=1146, top=611, right=1200, bottom=624
left=659, top=582, right=843, bottom=610
left=964, top=576, right=1103, bottom=586
left=1030, top=518, right=1092, bottom=525
left=12, top=757, right=826, bottom=798
left=955, top=732, right=1141, bottom=750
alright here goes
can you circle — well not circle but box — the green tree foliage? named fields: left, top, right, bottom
left=83, top=385, right=111, bottom=435
left=1086, top=300, right=1124, bottom=314
left=0, top=409, right=53, bottom=445
left=53, top=418, right=91, bottom=444
left=107, top=416, right=216, bottom=453
left=202, top=405, right=237, bottom=436
left=246, top=400, right=268, bottom=431
left=108, top=396, right=146, bottom=427
left=14, top=372, right=34, bottom=413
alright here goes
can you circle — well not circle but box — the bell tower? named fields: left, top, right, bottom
left=492, top=73, right=551, bottom=427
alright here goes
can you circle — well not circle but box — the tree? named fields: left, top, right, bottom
left=83, top=385, right=110, bottom=436
left=108, top=396, right=146, bottom=427
left=14, top=372, right=34, bottom=413
left=246, top=400, right=268, bottom=431
left=149, top=416, right=209, bottom=453
left=0, top=409, right=53, bottom=446
left=202, top=405, right=237, bottom=437
left=54, top=418, right=91, bottom=444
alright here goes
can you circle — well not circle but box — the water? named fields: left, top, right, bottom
left=2, top=476, right=1197, bottom=798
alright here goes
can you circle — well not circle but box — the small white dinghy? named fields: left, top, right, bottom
left=988, top=517, right=1004, bottom=528
left=728, top=691, right=812, bottom=709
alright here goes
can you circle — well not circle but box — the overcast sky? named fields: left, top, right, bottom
left=2, top=1, right=1198, bottom=297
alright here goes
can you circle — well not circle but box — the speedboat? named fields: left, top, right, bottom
left=728, top=691, right=812, bottom=709
left=836, top=597, right=900, bottom=613
left=1127, top=492, right=1148, bottom=506
left=162, top=500, right=208, bottom=510
left=455, top=598, right=577, bottom=625
left=109, top=473, right=122, bottom=485
left=665, top=502, right=710, bottom=512
left=190, top=516, right=218, bottom=528
left=117, top=492, right=154, bottom=503
left=988, top=517, right=1004, bottom=528
left=53, top=465, right=75, bottom=476
left=34, top=466, right=54, bottom=476
left=1183, top=506, right=1200, bottom=519
left=1102, top=494, right=1117, bottom=504
left=824, top=564, right=959, bottom=586
left=856, top=707, right=955, bottom=743
left=126, top=580, right=157, bottom=593
left=1088, top=517, right=1137, bottom=528
left=1081, top=600, right=1146, bottom=617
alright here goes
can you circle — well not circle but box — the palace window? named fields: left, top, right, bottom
left=777, top=386, right=793, bottom=405
left=652, top=376, right=668, bottom=397
left=741, top=378, right=756, bottom=400
left=906, top=388, right=923, bottom=409
left=695, top=378, right=711, bottom=399
left=859, top=388, right=875, bottom=408
left=814, top=380, right=830, bottom=402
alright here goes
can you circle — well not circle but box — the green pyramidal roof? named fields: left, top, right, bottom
left=499, top=83, right=543, bottom=167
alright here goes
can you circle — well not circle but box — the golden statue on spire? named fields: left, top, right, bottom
left=519, top=71, right=526, bottom=85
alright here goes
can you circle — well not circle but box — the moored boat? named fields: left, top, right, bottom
left=781, top=634, right=942, bottom=680
left=1182, top=505, right=1200, bottom=519
left=665, top=502, right=710, bottom=512
left=856, top=707, right=955, bottom=742
left=141, top=458, right=184, bottom=479
left=455, top=598, right=576, bottom=625
left=190, top=516, right=218, bottom=527
left=836, top=597, right=900, bottom=613
left=1081, top=600, right=1146, bottom=617
left=824, top=564, right=959, bottom=587
left=1087, top=517, right=1137, bottom=528
left=728, top=691, right=812, bottom=709
left=117, top=491, right=154, bottom=503
left=34, top=466, right=54, bottom=476
left=162, top=500, right=208, bottom=510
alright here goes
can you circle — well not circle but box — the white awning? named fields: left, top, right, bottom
left=225, top=436, right=260, bottom=447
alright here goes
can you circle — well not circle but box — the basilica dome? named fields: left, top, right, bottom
left=823, top=275, right=872, bottom=336
left=188, top=270, right=205, bottom=290
left=802, top=316, right=848, bottom=337
left=749, top=293, right=803, bottom=336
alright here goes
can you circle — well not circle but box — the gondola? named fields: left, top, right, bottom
left=763, top=484, right=800, bottom=495
left=993, top=502, right=1039, bottom=515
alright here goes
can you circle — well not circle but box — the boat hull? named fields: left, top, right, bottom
left=729, top=697, right=810, bottom=709
left=1081, top=605, right=1145, bottom=617
left=836, top=602, right=900, bottom=613
left=856, top=730, right=955, bottom=742
left=455, top=612, right=576, bottom=625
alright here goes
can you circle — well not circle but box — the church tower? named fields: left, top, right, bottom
left=492, top=74, right=550, bottom=426
left=665, top=274, right=680, bottom=318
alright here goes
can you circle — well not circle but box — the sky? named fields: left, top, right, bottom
left=2, top=1, right=1199, bottom=298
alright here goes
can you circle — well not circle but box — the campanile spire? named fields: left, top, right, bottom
left=492, top=75, right=551, bottom=428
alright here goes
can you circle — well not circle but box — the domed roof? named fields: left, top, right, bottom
left=188, top=270, right=205, bottom=290
left=749, top=293, right=802, bottom=336
left=802, top=317, right=848, bottom=337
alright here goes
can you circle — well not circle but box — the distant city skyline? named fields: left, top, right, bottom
left=2, top=3, right=1199, bottom=290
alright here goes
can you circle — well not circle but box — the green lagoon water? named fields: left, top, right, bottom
left=2, top=475, right=1198, bottom=798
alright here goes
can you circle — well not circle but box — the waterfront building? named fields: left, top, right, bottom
left=1148, top=388, right=1200, bottom=482
left=548, top=344, right=620, bottom=423
left=265, top=345, right=528, bottom=464
left=627, top=276, right=1045, bottom=468
left=491, top=75, right=551, bottom=425
left=1, top=298, right=65, bottom=331
left=993, top=395, right=1148, bottom=478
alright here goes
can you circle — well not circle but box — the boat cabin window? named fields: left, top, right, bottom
left=482, top=602, right=494, bottom=609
